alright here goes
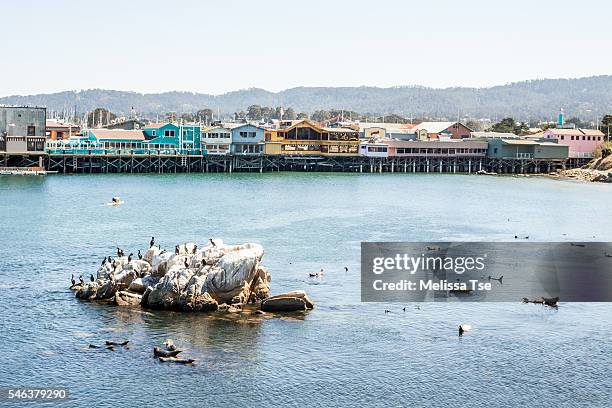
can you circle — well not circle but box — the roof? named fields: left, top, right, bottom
left=383, top=139, right=488, bottom=148
left=471, top=131, right=519, bottom=139
left=546, top=128, right=604, bottom=137
left=357, top=122, right=416, bottom=131
left=89, top=129, right=145, bottom=141
left=413, top=121, right=457, bottom=134
left=498, top=139, right=539, bottom=145
left=321, top=127, right=358, bottom=133
left=144, top=122, right=167, bottom=129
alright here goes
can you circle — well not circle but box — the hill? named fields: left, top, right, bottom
left=2, top=76, right=612, bottom=120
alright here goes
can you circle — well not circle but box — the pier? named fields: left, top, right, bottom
left=0, top=152, right=590, bottom=174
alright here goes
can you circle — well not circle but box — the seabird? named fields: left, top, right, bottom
left=402, top=307, right=406, bottom=312
left=138, top=250, right=142, bottom=260
left=209, top=238, right=216, bottom=247
left=128, top=253, right=133, bottom=262
left=101, top=256, right=107, bottom=266
left=150, top=237, right=155, bottom=248
left=384, top=309, right=390, bottom=313
left=79, top=275, right=84, bottom=285
left=459, top=325, right=464, bottom=336
left=344, top=266, right=348, bottom=272
left=175, top=245, right=180, bottom=255
left=89, top=274, right=95, bottom=282
left=458, top=324, right=472, bottom=336
left=193, top=245, right=197, bottom=254
left=184, top=259, right=189, bottom=269
left=71, top=274, right=76, bottom=286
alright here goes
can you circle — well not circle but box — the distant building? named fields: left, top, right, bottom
left=542, top=128, right=604, bottom=158
left=46, top=119, right=80, bottom=140
left=0, top=106, right=46, bottom=154
left=105, top=119, right=145, bottom=130
left=265, top=120, right=359, bottom=156
left=231, top=124, right=265, bottom=154
left=357, top=122, right=418, bottom=140
left=413, top=121, right=473, bottom=140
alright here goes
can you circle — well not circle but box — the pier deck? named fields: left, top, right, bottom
left=0, top=152, right=589, bottom=174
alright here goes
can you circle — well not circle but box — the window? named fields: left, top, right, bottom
left=560, top=135, right=564, bottom=140
left=164, top=130, right=175, bottom=137
left=27, top=126, right=36, bottom=136
left=582, top=136, right=586, bottom=140
left=570, top=136, right=574, bottom=140
left=152, top=130, right=156, bottom=136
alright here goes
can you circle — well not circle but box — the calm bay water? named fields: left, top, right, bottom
left=1, top=173, right=611, bottom=407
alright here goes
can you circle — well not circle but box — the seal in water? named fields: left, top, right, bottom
left=158, top=357, right=195, bottom=364
left=105, top=340, right=129, bottom=346
left=153, top=347, right=183, bottom=357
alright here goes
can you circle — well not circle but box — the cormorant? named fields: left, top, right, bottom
left=101, top=256, right=107, bottom=266
left=128, top=253, right=133, bottom=262
left=209, top=238, right=216, bottom=247
left=79, top=275, right=84, bottom=285
left=175, top=245, right=180, bottom=255
left=150, top=237, right=155, bottom=248
left=459, top=325, right=464, bottom=336
left=71, top=274, right=76, bottom=286
left=184, top=259, right=189, bottom=269
left=117, top=247, right=124, bottom=257
left=138, top=250, right=142, bottom=260
left=344, top=266, right=348, bottom=272
left=193, top=245, right=197, bottom=254
left=90, top=274, right=95, bottom=282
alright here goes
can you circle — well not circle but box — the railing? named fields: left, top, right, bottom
left=570, top=152, right=593, bottom=158
left=515, top=153, right=533, bottom=159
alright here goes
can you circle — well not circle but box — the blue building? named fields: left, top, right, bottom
left=230, top=123, right=264, bottom=154
left=144, top=123, right=202, bottom=153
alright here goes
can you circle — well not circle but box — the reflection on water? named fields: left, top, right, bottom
left=1, top=173, right=612, bottom=407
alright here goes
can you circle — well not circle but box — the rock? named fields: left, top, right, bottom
left=142, top=268, right=194, bottom=310
left=96, top=280, right=118, bottom=300
left=128, top=275, right=158, bottom=294
left=176, top=274, right=218, bottom=312
left=261, top=290, right=315, bottom=312
left=114, top=290, right=142, bottom=306
left=143, top=246, right=161, bottom=264
left=76, top=282, right=99, bottom=300
left=200, top=243, right=265, bottom=304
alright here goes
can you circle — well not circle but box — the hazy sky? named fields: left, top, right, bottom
left=1, top=0, right=610, bottom=96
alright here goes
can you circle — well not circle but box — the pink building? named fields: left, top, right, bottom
left=542, top=128, right=604, bottom=158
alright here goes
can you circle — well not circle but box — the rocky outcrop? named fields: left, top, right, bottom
left=72, top=239, right=311, bottom=314
left=261, top=290, right=315, bottom=312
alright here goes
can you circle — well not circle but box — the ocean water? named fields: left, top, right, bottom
left=0, top=173, right=611, bottom=407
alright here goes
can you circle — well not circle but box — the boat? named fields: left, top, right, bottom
left=107, top=196, right=125, bottom=206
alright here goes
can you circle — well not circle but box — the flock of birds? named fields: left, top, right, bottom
left=88, top=338, right=196, bottom=365
left=70, top=236, right=222, bottom=287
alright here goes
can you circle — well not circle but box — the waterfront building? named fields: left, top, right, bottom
left=231, top=124, right=265, bottom=154
left=470, top=131, right=519, bottom=139
left=413, top=121, right=473, bottom=140
left=46, top=119, right=80, bottom=140
left=144, top=123, right=202, bottom=151
left=486, top=138, right=568, bottom=160
left=266, top=120, right=359, bottom=156
left=0, top=106, right=46, bottom=155
left=84, top=129, right=146, bottom=152
left=202, top=124, right=235, bottom=155
left=360, top=139, right=488, bottom=158
left=542, top=128, right=604, bottom=158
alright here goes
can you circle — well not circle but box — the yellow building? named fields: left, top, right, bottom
left=265, top=120, right=359, bottom=156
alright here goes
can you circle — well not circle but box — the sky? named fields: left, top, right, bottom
left=1, top=0, right=610, bottom=96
